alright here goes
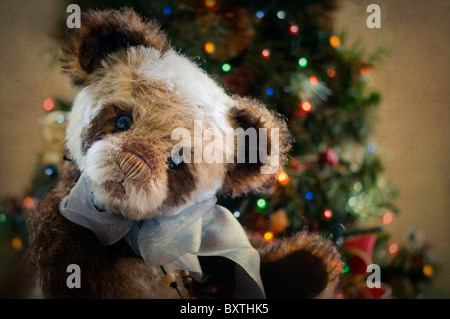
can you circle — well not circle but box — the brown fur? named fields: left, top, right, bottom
left=27, top=161, right=115, bottom=298
left=81, top=104, right=132, bottom=155
left=247, top=231, right=342, bottom=298
left=61, top=8, right=170, bottom=86
left=223, top=97, right=293, bottom=196
left=163, top=161, right=197, bottom=208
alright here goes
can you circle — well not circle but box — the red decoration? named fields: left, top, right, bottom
left=290, top=158, right=300, bottom=169
left=320, top=148, right=339, bottom=167
left=356, top=282, right=392, bottom=299
left=342, top=234, right=377, bottom=276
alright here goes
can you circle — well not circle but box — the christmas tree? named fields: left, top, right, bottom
left=0, top=0, right=436, bottom=298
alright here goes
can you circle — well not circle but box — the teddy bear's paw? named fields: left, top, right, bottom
left=256, top=231, right=342, bottom=299
left=111, top=257, right=182, bottom=299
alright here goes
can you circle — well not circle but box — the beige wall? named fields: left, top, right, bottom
left=0, top=0, right=77, bottom=198
left=334, top=0, right=450, bottom=297
left=0, top=0, right=448, bottom=297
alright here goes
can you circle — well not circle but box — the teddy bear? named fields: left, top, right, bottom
left=27, top=8, right=342, bottom=299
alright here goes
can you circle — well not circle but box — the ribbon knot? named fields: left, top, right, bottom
left=59, top=173, right=265, bottom=298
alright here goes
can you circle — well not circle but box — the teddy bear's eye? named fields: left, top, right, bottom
left=167, top=156, right=183, bottom=169
left=116, top=115, right=133, bottom=132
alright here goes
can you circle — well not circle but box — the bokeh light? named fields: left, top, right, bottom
left=277, top=172, right=289, bottom=185
left=309, top=75, right=319, bottom=86
left=327, top=68, right=336, bottom=78
left=11, top=237, right=23, bottom=250
left=261, top=49, right=270, bottom=58
left=298, top=57, right=308, bottom=67
left=329, top=35, right=341, bottom=48
left=204, top=42, right=215, bottom=54
left=205, top=0, right=216, bottom=8
left=423, top=264, right=434, bottom=277
left=23, top=197, right=34, bottom=209
left=289, top=25, right=299, bottom=34
left=264, top=231, right=274, bottom=242
left=257, top=198, right=267, bottom=209
left=43, top=97, right=55, bottom=112
left=276, top=10, right=286, bottom=19
left=383, top=211, right=394, bottom=225
left=323, top=209, right=333, bottom=219
left=300, top=101, right=312, bottom=112
left=222, top=63, right=231, bottom=72
left=388, top=243, right=399, bottom=255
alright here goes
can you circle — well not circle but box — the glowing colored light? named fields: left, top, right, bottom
left=289, top=25, right=299, bottom=34
left=388, top=243, right=399, bottom=255
left=264, top=231, right=274, bottom=242
left=261, top=49, right=270, bottom=58
left=277, top=172, right=289, bottom=185
left=43, top=97, right=55, bottom=112
left=44, top=167, right=54, bottom=176
left=342, top=264, right=349, bottom=273
left=233, top=210, right=241, bottom=218
left=276, top=10, right=286, bottom=19
left=329, top=35, right=341, bottom=48
left=353, top=181, right=363, bottom=192
left=327, top=68, right=336, bottom=78
left=163, top=6, right=172, bottom=15
left=298, top=57, right=308, bottom=67
left=205, top=0, right=216, bottom=8
left=383, top=211, right=394, bottom=225
left=0, top=212, right=7, bottom=223
left=23, top=197, right=34, bottom=209
left=256, top=198, right=267, bottom=209
left=300, top=101, right=312, bottom=112
left=305, top=192, right=313, bottom=200
left=265, top=87, right=274, bottom=96
left=256, top=10, right=265, bottom=19
left=11, top=237, right=23, bottom=250
left=367, top=143, right=376, bottom=154
left=423, top=264, right=434, bottom=277
left=323, top=209, right=333, bottom=219
left=55, top=113, right=65, bottom=124
left=204, top=42, right=215, bottom=54
left=222, top=63, right=231, bottom=72
left=309, top=76, right=319, bottom=86
left=361, top=66, right=371, bottom=76
left=348, top=197, right=356, bottom=207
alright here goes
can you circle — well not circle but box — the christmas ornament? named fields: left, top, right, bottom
left=342, top=233, right=377, bottom=276
left=320, top=148, right=339, bottom=167
left=356, top=282, right=392, bottom=299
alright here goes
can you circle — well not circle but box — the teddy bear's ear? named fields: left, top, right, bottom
left=60, top=8, right=170, bottom=86
left=222, top=97, right=293, bottom=196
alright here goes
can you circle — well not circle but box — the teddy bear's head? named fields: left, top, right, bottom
left=62, top=9, right=291, bottom=220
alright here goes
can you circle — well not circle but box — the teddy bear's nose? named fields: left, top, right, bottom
left=117, top=151, right=151, bottom=182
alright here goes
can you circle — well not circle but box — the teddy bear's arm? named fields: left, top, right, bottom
left=27, top=161, right=118, bottom=298
left=246, top=230, right=342, bottom=299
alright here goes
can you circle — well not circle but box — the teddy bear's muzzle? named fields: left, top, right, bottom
left=117, top=151, right=152, bottom=182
